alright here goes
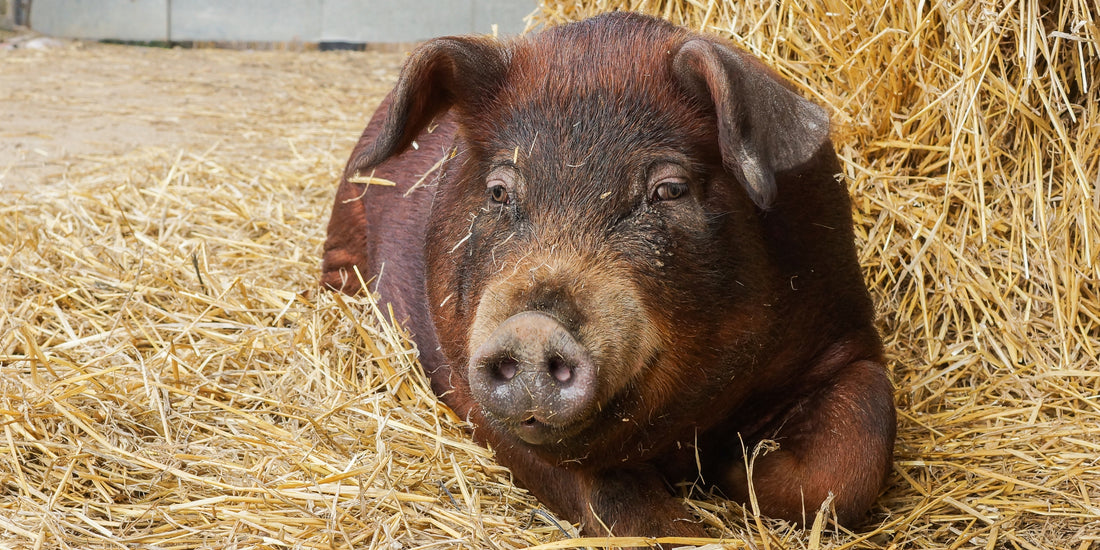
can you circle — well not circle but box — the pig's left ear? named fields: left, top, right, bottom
left=673, top=39, right=830, bottom=210
left=349, top=36, right=509, bottom=175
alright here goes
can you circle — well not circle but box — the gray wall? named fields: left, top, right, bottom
left=29, top=0, right=167, bottom=41
left=322, top=0, right=530, bottom=43
left=1, top=0, right=28, bottom=29
left=28, top=0, right=536, bottom=42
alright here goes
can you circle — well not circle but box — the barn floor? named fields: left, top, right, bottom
left=1, top=35, right=404, bottom=191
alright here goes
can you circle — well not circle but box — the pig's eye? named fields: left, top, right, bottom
left=652, top=180, right=689, bottom=202
left=488, top=184, right=510, bottom=205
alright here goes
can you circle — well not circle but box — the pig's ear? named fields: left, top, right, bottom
left=350, top=37, right=508, bottom=173
left=673, top=39, right=830, bottom=210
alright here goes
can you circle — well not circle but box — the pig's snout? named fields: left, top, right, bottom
left=468, top=311, right=598, bottom=445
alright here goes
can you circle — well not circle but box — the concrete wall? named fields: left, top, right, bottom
left=28, top=0, right=536, bottom=42
left=28, top=0, right=167, bottom=41
left=322, top=0, right=531, bottom=43
left=171, top=0, right=323, bottom=42
left=1, top=0, right=26, bottom=29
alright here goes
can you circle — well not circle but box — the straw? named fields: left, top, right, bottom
left=3, top=1, right=1099, bottom=547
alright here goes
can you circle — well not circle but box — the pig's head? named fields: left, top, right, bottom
left=351, top=13, right=831, bottom=460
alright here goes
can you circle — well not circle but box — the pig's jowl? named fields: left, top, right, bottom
left=322, top=12, right=896, bottom=537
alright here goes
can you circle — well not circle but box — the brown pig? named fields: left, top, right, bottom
left=322, top=11, right=895, bottom=537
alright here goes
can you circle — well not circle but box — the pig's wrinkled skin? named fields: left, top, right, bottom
left=322, top=12, right=895, bottom=537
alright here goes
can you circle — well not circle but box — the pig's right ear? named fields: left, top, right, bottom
left=349, top=37, right=508, bottom=175
left=672, top=39, right=830, bottom=210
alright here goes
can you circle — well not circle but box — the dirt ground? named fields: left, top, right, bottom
left=0, top=31, right=405, bottom=192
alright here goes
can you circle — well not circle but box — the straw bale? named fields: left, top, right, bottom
left=2, top=0, right=1099, bottom=547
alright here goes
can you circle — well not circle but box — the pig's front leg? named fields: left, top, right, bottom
left=583, top=466, right=708, bottom=537
left=721, top=359, right=895, bottom=526
left=491, top=443, right=707, bottom=537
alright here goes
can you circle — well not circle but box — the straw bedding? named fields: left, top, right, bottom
left=1, top=0, right=1098, bottom=548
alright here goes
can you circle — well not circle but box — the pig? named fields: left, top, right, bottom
left=321, top=11, right=895, bottom=537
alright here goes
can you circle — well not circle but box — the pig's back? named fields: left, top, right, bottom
left=322, top=99, right=457, bottom=387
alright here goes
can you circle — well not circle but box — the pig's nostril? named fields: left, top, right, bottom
left=493, top=358, right=518, bottom=382
left=548, top=356, right=572, bottom=383
left=468, top=311, right=596, bottom=442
